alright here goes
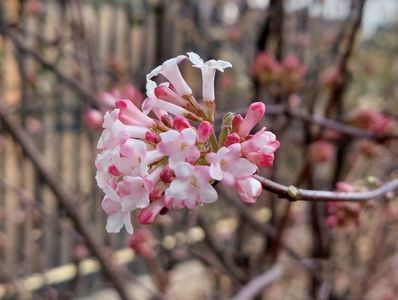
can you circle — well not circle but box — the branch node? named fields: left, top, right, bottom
left=287, top=185, right=300, bottom=200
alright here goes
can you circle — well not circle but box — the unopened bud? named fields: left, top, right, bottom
left=84, top=109, right=103, bottom=129
left=145, top=131, right=160, bottom=144
left=232, top=114, right=243, bottom=133
left=239, top=102, right=265, bottom=137
left=224, top=133, right=240, bottom=147
left=197, top=121, right=214, bottom=143
left=160, top=166, right=174, bottom=183
left=173, top=116, right=190, bottom=131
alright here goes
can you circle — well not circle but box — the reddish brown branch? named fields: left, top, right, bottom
left=325, top=0, right=367, bottom=116
left=254, top=175, right=398, bottom=202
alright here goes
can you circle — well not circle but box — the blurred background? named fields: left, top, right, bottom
left=1, top=0, right=398, bottom=299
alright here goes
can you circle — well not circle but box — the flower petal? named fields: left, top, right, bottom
left=209, top=162, right=223, bottom=181
left=106, top=212, right=126, bottom=233
left=199, top=183, right=218, bottom=203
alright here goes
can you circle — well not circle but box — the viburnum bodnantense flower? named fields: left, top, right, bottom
left=96, top=52, right=280, bottom=234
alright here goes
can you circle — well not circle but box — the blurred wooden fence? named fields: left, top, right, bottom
left=0, top=0, right=211, bottom=297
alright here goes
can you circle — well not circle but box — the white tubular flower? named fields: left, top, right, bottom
left=147, top=55, right=192, bottom=96
left=187, top=52, right=232, bottom=102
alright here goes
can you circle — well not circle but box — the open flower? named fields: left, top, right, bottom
left=158, top=128, right=200, bottom=167
left=164, top=162, right=217, bottom=209
left=187, top=52, right=232, bottom=102
left=102, top=196, right=134, bottom=234
left=97, top=109, right=148, bottom=150
left=117, top=176, right=151, bottom=211
left=206, top=144, right=257, bottom=186
left=241, top=128, right=280, bottom=167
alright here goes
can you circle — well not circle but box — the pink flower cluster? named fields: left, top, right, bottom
left=253, top=52, right=306, bottom=93
left=348, top=108, right=393, bottom=135
left=96, top=52, right=279, bottom=234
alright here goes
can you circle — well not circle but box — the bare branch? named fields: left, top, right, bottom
left=254, top=175, right=398, bottom=202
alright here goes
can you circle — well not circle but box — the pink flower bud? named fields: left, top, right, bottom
left=239, top=102, right=265, bottom=137
left=84, top=109, right=103, bottom=130
left=160, top=166, right=174, bottom=183
left=348, top=108, right=393, bottom=134
left=173, top=116, right=190, bottom=131
left=232, top=114, right=243, bottom=133
left=145, top=131, right=160, bottom=144
left=154, top=85, right=188, bottom=106
left=116, top=99, right=155, bottom=127
left=197, top=121, right=214, bottom=143
left=253, top=53, right=281, bottom=84
left=224, top=133, right=240, bottom=146
left=129, top=228, right=155, bottom=258
left=138, top=201, right=164, bottom=224
left=245, top=152, right=274, bottom=168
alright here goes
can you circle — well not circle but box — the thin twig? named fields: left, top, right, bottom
left=254, top=175, right=398, bottom=202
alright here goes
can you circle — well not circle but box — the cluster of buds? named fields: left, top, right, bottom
left=95, top=52, right=279, bottom=234
left=347, top=108, right=396, bottom=157
left=253, top=52, right=306, bottom=94
left=347, top=108, right=394, bottom=135
left=325, top=182, right=361, bottom=228
left=85, top=83, right=144, bottom=129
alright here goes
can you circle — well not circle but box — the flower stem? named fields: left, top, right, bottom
left=209, top=133, right=219, bottom=152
